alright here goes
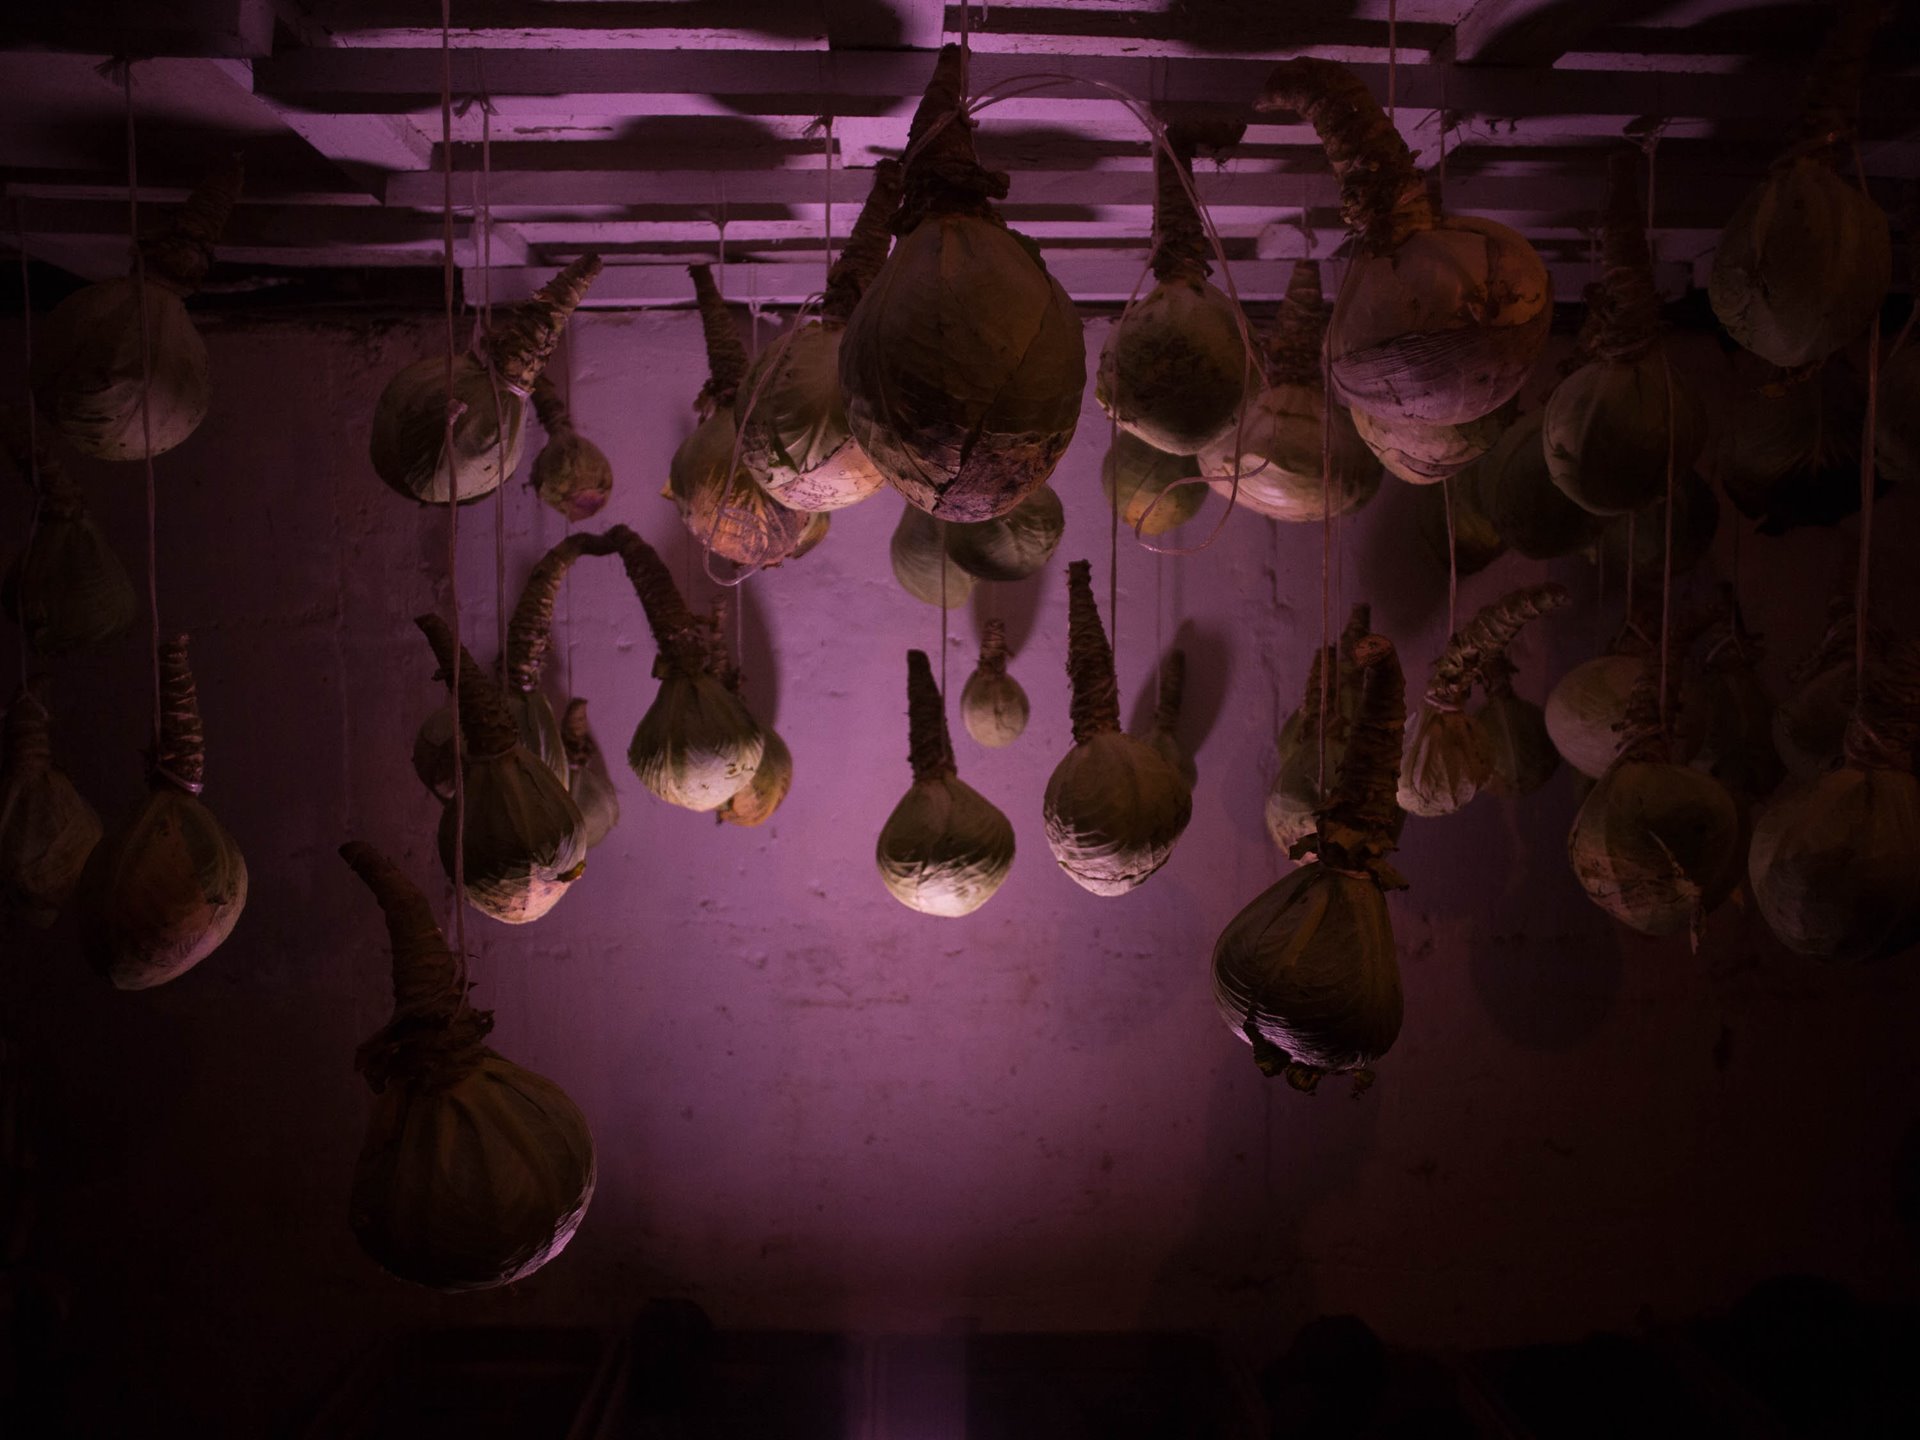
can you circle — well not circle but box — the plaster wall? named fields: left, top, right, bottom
left=2, top=306, right=1916, bottom=1435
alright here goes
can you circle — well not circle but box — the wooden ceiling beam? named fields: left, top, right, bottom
left=251, top=47, right=1920, bottom=127
left=463, top=256, right=1698, bottom=307
left=1443, top=0, right=1645, bottom=68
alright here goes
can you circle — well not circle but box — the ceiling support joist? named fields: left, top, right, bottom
left=251, top=48, right=1920, bottom=128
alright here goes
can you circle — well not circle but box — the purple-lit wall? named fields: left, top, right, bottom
left=4, top=308, right=1917, bottom=1435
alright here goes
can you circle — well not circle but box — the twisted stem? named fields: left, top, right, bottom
left=897, top=44, right=1010, bottom=235
left=142, top=153, right=243, bottom=294
left=1065, top=559, right=1120, bottom=743
left=1428, top=583, right=1570, bottom=709
left=415, top=613, right=519, bottom=757
left=1259, top=58, right=1433, bottom=253
left=823, top=158, right=905, bottom=323
left=1315, top=632, right=1407, bottom=884
left=613, top=527, right=708, bottom=676
left=1266, top=260, right=1328, bottom=388
left=505, top=528, right=625, bottom=694
left=339, top=842, right=494, bottom=1092
left=489, top=254, right=603, bottom=395
left=153, top=633, right=206, bottom=794
left=906, top=648, right=956, bottom=782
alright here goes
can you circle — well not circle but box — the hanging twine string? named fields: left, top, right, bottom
left=437, top=0, right=469, bottom=971
left=120, top=63, right=164, bottom=761
left=1857, top=311, right=1881, bottom=695
left=469, top=90, right=512, bottom=682
left=1387, top=0, right=1399, bottom=125
left=938, top=517, right=949, bottom=699
left=14, top=207, right=40, bottom=694
left=1658, top=351, right=1678, bottom=733
left=823, top=116, right=834, bottom=288
left=1442, top=472, right=1458, bottom=636
left=1317, top=264, right=1335, bottom=795
left=922, top=73, right=1260, bottom=557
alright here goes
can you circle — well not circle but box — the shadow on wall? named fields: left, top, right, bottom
left=1124, top=615, right=1232, bottom=761
left=733, top=576, right=783, bottom=729
left=968, top=561, right=1050, bottom=662
left=1140, top=1028, right=1386, bottom=1336
left=1456, top=790, right=1628, bottom=1053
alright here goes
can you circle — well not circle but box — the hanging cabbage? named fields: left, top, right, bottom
left=889, top=504, right=974, bottom=609
left=1750, top=641, right=1920, bottom=961
left=1709, top=0, right=1891, bottom=367
left=961, top=619, right=1029, bottom=749
left=415, top=615, right=587, bottom=924
left=876, top=650, right=1015, bottom=916
left=702, top=597, right=793, bottom=829
left=1259, top=59, right=1550, bottom=425
left=80, top=634, right=248, bottom=987
left=1474, top=658, right=1561, bottom=798
left=1043, top=560, right=1192, bottom=895
left=1215, top=627, right=1407, bottom=1094
left=560, top=699, right=620, bottom=850
left=339, top=842, right=595, bottom=1291
left=1472, top=409, right=1603, bottom=560
left=1, top=685, right=102, bottom=928
left=1400, top=584, right=1569, bottom=817
left=615, top=528, right=765, bottom=812
left=741, top=160, right=902, bottom=513
left=1568, top=662, right=1743, bottom=940
left=944, top=484, right=1064, bottom=582
left=372, top=256, right=602, bottom=505
left=840, top=45, right=1085, bottom=522
left=1, top=407, right=137, bottom=656
left=1199, top=260, right=1380, bottom=521
left=1351, top=402, right=1511, bottom=486
left=1097, top=122, right=1254, bottom=455
left=667, top=265, right=827, bottom=568
left=31, top=156, right=241, bottom=461
left=1715, top=361, right=1869, bottom=534
left=1773, top=601, right=1870, bottom=779
left=1545, top=152, right=1706, bottom=516
left=1103, top=431, right=1203, bottom=536
left=529, top=373, right=613, bottom=522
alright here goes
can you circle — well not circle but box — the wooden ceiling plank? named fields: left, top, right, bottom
left=204, top=57, right=431, bottom=196
left=252, top=47, right=1920, bottom=126
left=462, top=256, right=1695, bottom=306
left=1445, top=0, right=1645, bottom=67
